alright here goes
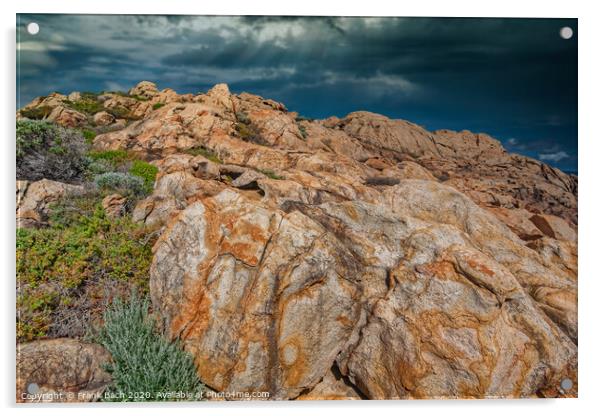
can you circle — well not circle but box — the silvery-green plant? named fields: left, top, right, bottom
left=94, top=172, right=145, bottom=196
left=96, top=294, right=204, bottom=401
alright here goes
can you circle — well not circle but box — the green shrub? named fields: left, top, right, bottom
left=106, top=106, right=135, bottom=120
left=88, top=149, right=130, bottom=168
left=129, top=160, right=158, bottom=194
left=234, top=111, right=269, bottom=146
left=19, top=106, right=53, bottom=120
left=80, top=91, right=100, bottom=100
left=152, top=102, right=165, bottom=110
left=94, top=172, right=146, bottom=196
left=81, top=129, right=97, bottom=144
left=17, top=200, right=155, bottom=341
left=235, top=122, right=269, bottom=146
left=96, top=294, right=205, bottom=401
left=16, top=120, right=89, bottom=182
left=86, top=159, right=113, bottom=176
left=184, top=147, right=222, bottom=164
left=64, top=98, right=104, bottom=115
left=297, top=123, right=308, bottom=139
left=235, top=111, right=250, bottom=124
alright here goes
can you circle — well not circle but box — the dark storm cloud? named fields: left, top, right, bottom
left=16, top=15, right=577, bottom=170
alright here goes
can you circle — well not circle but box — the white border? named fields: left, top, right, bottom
left=2, top=1, right=601, bottom=415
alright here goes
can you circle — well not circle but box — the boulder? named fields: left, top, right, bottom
left=102, top=193, right=127, bottom=218
left=93, top=111, right=115, bottom=126
left=16, top=339, right=111, bottom=403
left=489, top=207, right=544, bottom=241
left=150, top=190, right=364, bottom=399
left=17, top=179, right=83, bottom=228
left=129, top=80, right=159, bottom=99
left=530, top=214, right=577, bottom=242
left=150, top=184, right=577, bottom=399
left=46, top=106, right=87, bottom=127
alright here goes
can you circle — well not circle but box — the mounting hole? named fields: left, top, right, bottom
left=559, top=27, right=573, bottom=40
left=27, top=382, right=40, bottom=394
left=560, top=378, right=573, bottom=391
left=26, top=22, right=40, bottom=35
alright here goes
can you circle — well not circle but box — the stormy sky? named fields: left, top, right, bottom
left=16, top=15, right=578, bottom=171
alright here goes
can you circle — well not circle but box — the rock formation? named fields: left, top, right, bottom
left=16, top=81, right=578, bottom=400
left=16, top=339, right=112, bottom=403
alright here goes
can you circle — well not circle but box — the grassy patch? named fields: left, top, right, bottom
left=129, top=160, right=158, bottom=194
left=81, top=129, right=97, bottom=144
left=152, top=102, right=165, bottom=110
left=87, top=149, right=130, bottom=168
left=64, top=98, right=104, bottom=115
left=184, top=147, right=222, bottom=164
left=17, top=197, right=156, bottom=341
left=96, top=294, right=205, bottom=401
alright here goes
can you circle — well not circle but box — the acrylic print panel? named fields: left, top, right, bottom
left=16, top=14, right=577, bottom=402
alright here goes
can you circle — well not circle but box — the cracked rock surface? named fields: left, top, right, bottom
left=19, top=81, right=578, bottom=399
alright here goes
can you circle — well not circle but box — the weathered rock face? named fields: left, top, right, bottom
left=93, top=111, right=115, bottom=126
left=102, top=193, right=127, bottom=218
left=150, top=182, right=577, bottom=399
left=151, top=190, right=364, bottom=399
left=129, top=80, right=159, bottom=99
left=17, top=179, right=83, bottom=228
left=16, top=339, right=111, bottom=403
left=19, top=81, right=578, bottom=400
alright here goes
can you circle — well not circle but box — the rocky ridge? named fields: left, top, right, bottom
left=16, top=81, right=578, bottom=399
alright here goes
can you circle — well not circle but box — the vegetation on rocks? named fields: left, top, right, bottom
left=16, top=193, right=156, bottom=342
left=129, top=160, right=158, bottom=194
left=17, top=120, right=89, bottom=182
left=94, top=172, right=146, bottom=197
left=63, top=97, right=104, bottom=115
left=19, top=105, right=53, bottom=120
left=96, top=294, right=205, bottom=401
left=235, top=111, right=269, bottom=146
left=258, top=168, right=284, bottom=180
left=184, top=146, right=222, bottom=164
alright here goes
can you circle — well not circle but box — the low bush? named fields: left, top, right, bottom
left=96, top=293, right=205, bottom=401
left=152, top=102, right=165, bottom=110
left=16, top=198, right=155, bottom=341
left=94, top=172, right=146, bottom=197
left=81, top=129, right=97, bottom=144
left=20, top=106, right=53, bottom=120
left=106, top=105, right=132, bottom=119
left=88, top=149, right=130, bottom=168
left=234, top=111, right=269, bottom=146
left=129, top=160, right=158, bottom=194
left=64, top=98, right=104, bottom=115
left=297, top=123, right=308, bottom=139
left=16, top=120, right=89, bottom=182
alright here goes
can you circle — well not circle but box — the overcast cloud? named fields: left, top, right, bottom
left=16, top=15, right=577, bottom=171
